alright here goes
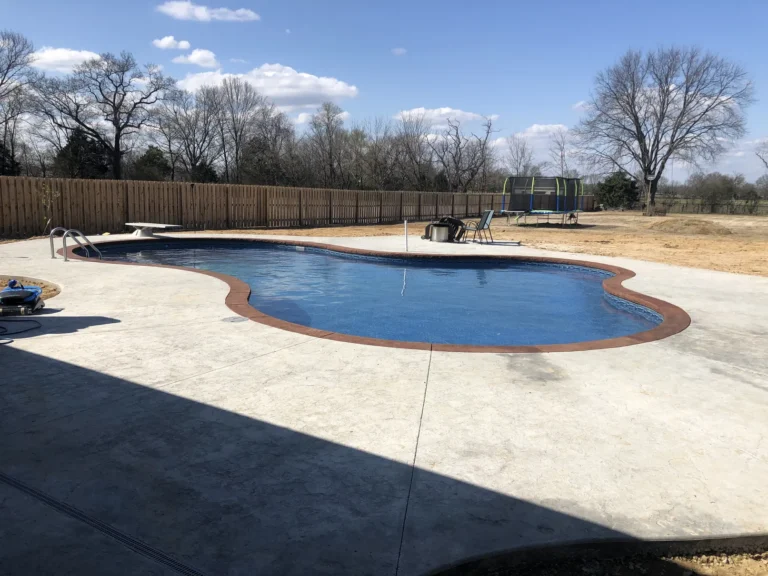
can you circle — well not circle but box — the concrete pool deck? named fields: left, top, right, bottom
left=1, top=233, right=767, bottom=575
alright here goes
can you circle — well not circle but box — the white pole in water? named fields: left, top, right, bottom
left=404, top=220, right=408, bottom=252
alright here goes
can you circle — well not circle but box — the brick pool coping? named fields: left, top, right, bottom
left=63, top=237, right=691, bottom=353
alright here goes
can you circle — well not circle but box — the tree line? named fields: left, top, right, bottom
left=2, top=30, right=767, bottom=208
left=594, top=171, right=768, bottom=210
left=0, top=30, right=510, bottom=192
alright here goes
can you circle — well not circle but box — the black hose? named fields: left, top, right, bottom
left=0, top=318, right=42, bottom=345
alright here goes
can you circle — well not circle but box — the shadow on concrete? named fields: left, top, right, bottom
left=0, top=345, right=705, bottom=576
left=0, top=314, right=120, bottom=339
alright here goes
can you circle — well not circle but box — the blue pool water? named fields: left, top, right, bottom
left=98, top=241, right=662, bottom=346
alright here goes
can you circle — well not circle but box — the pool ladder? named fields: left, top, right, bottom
left=49, top=228, right=103, bottom=262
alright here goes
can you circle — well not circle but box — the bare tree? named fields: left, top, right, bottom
left=548, top=127, right=571, bottom=176
left=505, top=134, right=541, bottom=176
left=429, top=117, right=494, bottom=192
left=574, top=47, right=754, bottom=214
left=757, top=141, right=768, bottom=171
left=32, top=52, right=175, bottom=179
left=150, top=112, right=181, bottom=181
left=361, top=117, right=395, bottom=190
left=393, top=112, right=434, bottom=190
left=0, top=30, right=35, bottom=103
left=308, top=102, right=347, bottom=187
left=216, top=77, right=265, bottom=183
left=241, top=102, right=295, bottom=185
left=0, top=84, right=25, bottom=156
left=156, top=88, right=221, bottom=179
left=15, top=137, right=55, bottom=177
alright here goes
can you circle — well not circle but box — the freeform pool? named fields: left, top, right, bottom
left=93, top=240, right=670, bottom=348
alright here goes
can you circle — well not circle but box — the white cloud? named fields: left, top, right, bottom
left=229, top=58, right=248, bottom=64
left=295, top=112, right=312, bottom=124
left=294, top=110, right=348, bottom=126
left=708, top=137, right=768, bottom=181
left=571, top=100, right=589, bottom=111
left=31, top=47, right=100, bottom=73
left=285, top=29, right=291, bottom=34
left=518, top=123, right=568, bottom=137
left=156, top=0, right=260, bottom=22
left=394, top=107, right=498, bottom=126
left=172, top=49, right=220, bottom=68
left=490, top=137, right=507, bottom=150
left=152, top=36, right=191, bottom=50
left=176, top=63, right=358, bottom=108
left=391, top=47, right=407, bottom=56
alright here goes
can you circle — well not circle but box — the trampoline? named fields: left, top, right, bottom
left=501, top=176, right=585, bottom=226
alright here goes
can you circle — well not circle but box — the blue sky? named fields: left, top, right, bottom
left=3, top=0, right=767, bottom=179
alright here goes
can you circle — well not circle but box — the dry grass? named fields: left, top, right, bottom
left=668, top=552, right=768, bottom=575
left=649, top=218, right=732, bottom=235
left=475, top=551, right=768, bottom=575
left=203, top=212, right=768, bottom=277
left=0, top=275, right=60, bottom=300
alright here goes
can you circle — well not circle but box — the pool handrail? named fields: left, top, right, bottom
left=62, top=229, right=102, bottom=262
left=49, top=227, right=68, bottom=259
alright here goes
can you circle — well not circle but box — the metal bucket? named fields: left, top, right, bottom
left=430, top=224, right=450, bottom=242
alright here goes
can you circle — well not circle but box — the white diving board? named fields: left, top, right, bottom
left=125, top=222, right=182, bottom=238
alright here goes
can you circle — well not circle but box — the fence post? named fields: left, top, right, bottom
left=466, top=194, right=469, bottom=216
left=189, top=182, right=195, bottom=229
left=328, top=189, right=333, bottom=226
left=451, top=194, right=455, bottom=217
left=399, top=192, right=404, bottom=221
left=299, top=188, right=304, bottom=226
left=123, top=181, right=130, bottom=229
left=354, top=192, right=359, bottom=224
left=435, top=193, right=439, bottom=219
left=379, top=192, right=383, bottom=223
left=226, top=185, right=232, bottom=228
left=418, top=193, right=422, bottom=220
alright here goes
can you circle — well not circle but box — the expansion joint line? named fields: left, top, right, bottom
left=0, top=470, right=208, bottom=576
left=395, top=347, right=433, bottom=575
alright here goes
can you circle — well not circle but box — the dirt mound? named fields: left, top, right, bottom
left=650, top=218, right=732, bottom=236
left=0, top=275, right=60, bottom=300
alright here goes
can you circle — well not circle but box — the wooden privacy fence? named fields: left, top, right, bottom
left=0, top=176, right=595, bottom=238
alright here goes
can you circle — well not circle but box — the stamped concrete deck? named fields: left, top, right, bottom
left=1, top=233, right=767, bottom=576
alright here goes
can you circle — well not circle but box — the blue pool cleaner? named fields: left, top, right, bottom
left=0, top=279, right=45, bottom=315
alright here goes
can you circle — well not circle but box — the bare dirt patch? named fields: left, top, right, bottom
left=198, top=212, right=768, bottom=277
left=441, top=550, right=768, bottom=575
left=650, top=218, right=733, bottom=236
left=669, top=552, right=768, bottom=575
left=0, top=275, right=60, bottom=300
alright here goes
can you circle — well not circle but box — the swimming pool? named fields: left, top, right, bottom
left=92, top=240, right=676, bottom=349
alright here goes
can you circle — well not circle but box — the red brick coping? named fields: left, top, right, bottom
left=63, top=237, right=691, bottom=353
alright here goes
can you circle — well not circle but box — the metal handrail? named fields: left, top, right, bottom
left=62, top=229, right=102, bottom=262
left=49, top=227, right=68, bottom=259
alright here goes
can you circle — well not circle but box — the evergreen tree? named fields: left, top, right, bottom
left=128, top=146, right=172, bottom=181
left=595, top=172, right=639, bottom=209
left=53, top=129, right=111, bottom=179
left=190, top=162, right=218, bottom=183
left=0, top=141, right=21, bottom=176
